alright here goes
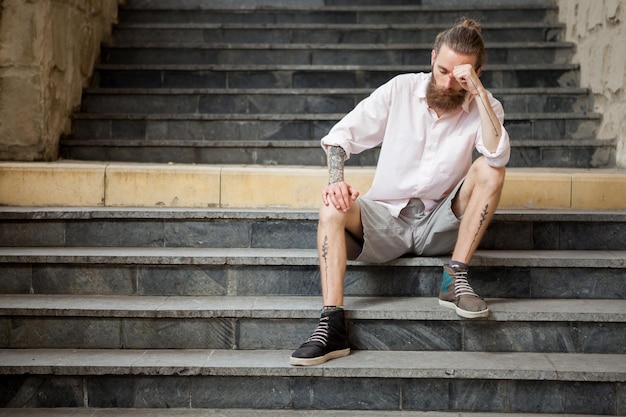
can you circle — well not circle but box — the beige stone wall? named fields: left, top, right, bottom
left=0, top=0, right=120, bottom=161
left=558, top=0, right=626, bottom=168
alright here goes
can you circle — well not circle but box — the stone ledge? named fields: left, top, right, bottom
left=0, top=410, right=609, bottom=417
left=1, top=294, right=624, bottom=322
left=0, top=247, right=623, bottom=268
left=1, top=206, right=626, bottom=221
left=1, top=162, right=625, bottom=210
left=0, top=349, right=623, bottom=381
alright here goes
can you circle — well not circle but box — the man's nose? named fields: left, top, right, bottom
left=444, top=73, right=456, bottom=88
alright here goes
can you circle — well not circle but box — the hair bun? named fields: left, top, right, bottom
left=460, top=18, right=482, bottom=34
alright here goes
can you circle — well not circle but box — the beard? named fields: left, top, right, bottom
left=426, top=75, right=468, bottom=113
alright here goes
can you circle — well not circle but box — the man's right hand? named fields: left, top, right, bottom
left=323, top=181, right=359, bottom=212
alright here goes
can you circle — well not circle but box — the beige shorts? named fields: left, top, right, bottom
left=347, top=180, right=463, bottom=263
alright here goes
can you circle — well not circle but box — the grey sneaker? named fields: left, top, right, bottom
left=290, top=308, right=350, bottom=366
left=438, top=265, right=489, bottom=319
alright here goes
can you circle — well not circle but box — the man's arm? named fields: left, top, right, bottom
left=453, top=65, right=503, bottom=153
left=328, top=145, right=346, bottom=184
left=323, top=145, right=359, bottom=212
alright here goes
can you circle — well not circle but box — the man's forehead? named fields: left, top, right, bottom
left=434, top=44, right=479, bottom=68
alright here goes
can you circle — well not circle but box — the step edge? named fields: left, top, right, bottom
left=1, top=206, right=625, bottom=220
left=101, top=41, right=575, bottom=49
left=1, top=294, right=624, bottom=322
left=0, top=349, right=622, bottom=382
left=0, top=248, right=623, bottom=268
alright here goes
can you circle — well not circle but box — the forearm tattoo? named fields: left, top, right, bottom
left=328, top=146, right=346, bottom=184
left=468, top=77, right=500, bottom=138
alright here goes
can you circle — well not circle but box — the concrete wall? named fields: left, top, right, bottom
left=0, top=0, right=120, bottom=161
left=558, top=0, right=626, bottom=167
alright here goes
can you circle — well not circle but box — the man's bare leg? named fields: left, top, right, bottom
left=452, top=156, right=506, bottom=263
left=318, top=201, right=363, bottom=307
left=290, top=201, right=362, bottom=366
left=439, top=157, right=505, bottom=318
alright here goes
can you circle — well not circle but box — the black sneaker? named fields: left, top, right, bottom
left=290, top=308, right=350, bottom=366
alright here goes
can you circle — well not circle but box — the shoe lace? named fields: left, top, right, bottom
left=452, top=269, right=480, bottom=298
left=306, top=316, right=330, bottom=346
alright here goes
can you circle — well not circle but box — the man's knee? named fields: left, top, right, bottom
left=472, top=157, right=506, bottom=190
left=319, top=203, right=348, bottom=228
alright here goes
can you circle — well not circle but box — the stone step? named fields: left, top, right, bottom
left=1, top=208, right=625, bottom=251
left=111, top=22, right=565, bottom=44
left=1, top=295, right=624, bottom=352
left=80, top=87, right=593, bottom=114
left=121, top=0, right=556, bottom=9
left=1, top=349, right=623, bottom=414
left=1, top=248, right=624, bottom=299
left=0, top=410, right=610, bottom=417
left=117, top=4, right=558, bottom=25
left=99, top=42, right=575, bottom=66
left=93, top=63, right=579, bottom=89
left=69, top=111, right=600, bottom=142
left=1, top=163, right=625, bottom=210
left=60, top=137, right=616, bottom=168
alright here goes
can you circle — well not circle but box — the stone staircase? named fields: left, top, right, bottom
left=1, top=0, right=625, bottom=416
left=0, top=207, right=625, bottom=415
left=59, top=0, right=615, bottom=167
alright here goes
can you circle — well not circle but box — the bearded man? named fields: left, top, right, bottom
left=290, top=18, right=510, bottom=366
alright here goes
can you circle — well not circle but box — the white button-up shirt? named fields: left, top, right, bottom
left=321, top=72, right=511, bottom=216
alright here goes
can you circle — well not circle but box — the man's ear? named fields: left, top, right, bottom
left=431, top=49, right=436, bottom=66
left=476, top=65, right=482, bottom=76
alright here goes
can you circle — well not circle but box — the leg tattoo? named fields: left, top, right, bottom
left=467, top=204, right=489, bottom=259
left=321, top=235, right=330, bottom=289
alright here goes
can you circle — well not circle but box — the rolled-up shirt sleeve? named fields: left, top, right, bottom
left=320, top=79, right=393, bottom=159
left=475, top=94, right=511, bottom=168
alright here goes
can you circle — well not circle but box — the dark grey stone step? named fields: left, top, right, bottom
left=111, top=22, right=565, bottom=44
left=59, top=137, right=616, bottom=168
left=1, top=248, right=624, bottom=299
left=1, top=295, right=624, bottom=353
left=117, top=5, right=558, bottom=26
left=93, top=63, right=579, bottom=89
left=80, top=87, right=593, bottom=114
left=123, top=0, right=556, bottom=9
left=0, top=410, right=608, bottom=417
left=1, top=349, right=623, bottom=414
left=2, top=208, right=624, bottom=251
left=99, top=42, right=575, bottom=66
left=68, top=111, right=599, bottom=142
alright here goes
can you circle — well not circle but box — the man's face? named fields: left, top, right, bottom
left=427, top=44, right=480, bottom=112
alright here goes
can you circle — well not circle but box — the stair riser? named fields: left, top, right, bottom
left=2, top=316, right=624, bottom=353
left=1, top=375, right=620, bottom=414
left=510, top=145, right=615, bottom=168
left=61, top=143, right=333, bottom=166
left=112, top=26, right=563, bottom=44
left=95, top=67, right=578, bottom=89
left=70, top=116, right=597, bottom=142
left=100, top=46, right=573, bottom=66
left=2, top=264, right=623, bottom=299
left=2, top=218, right=625, bottom=250
left=81, top=92, right=592, bottom=114
left=117, top=9, right=557, bottom=25
left=60, top=142, right=615, bottom=168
